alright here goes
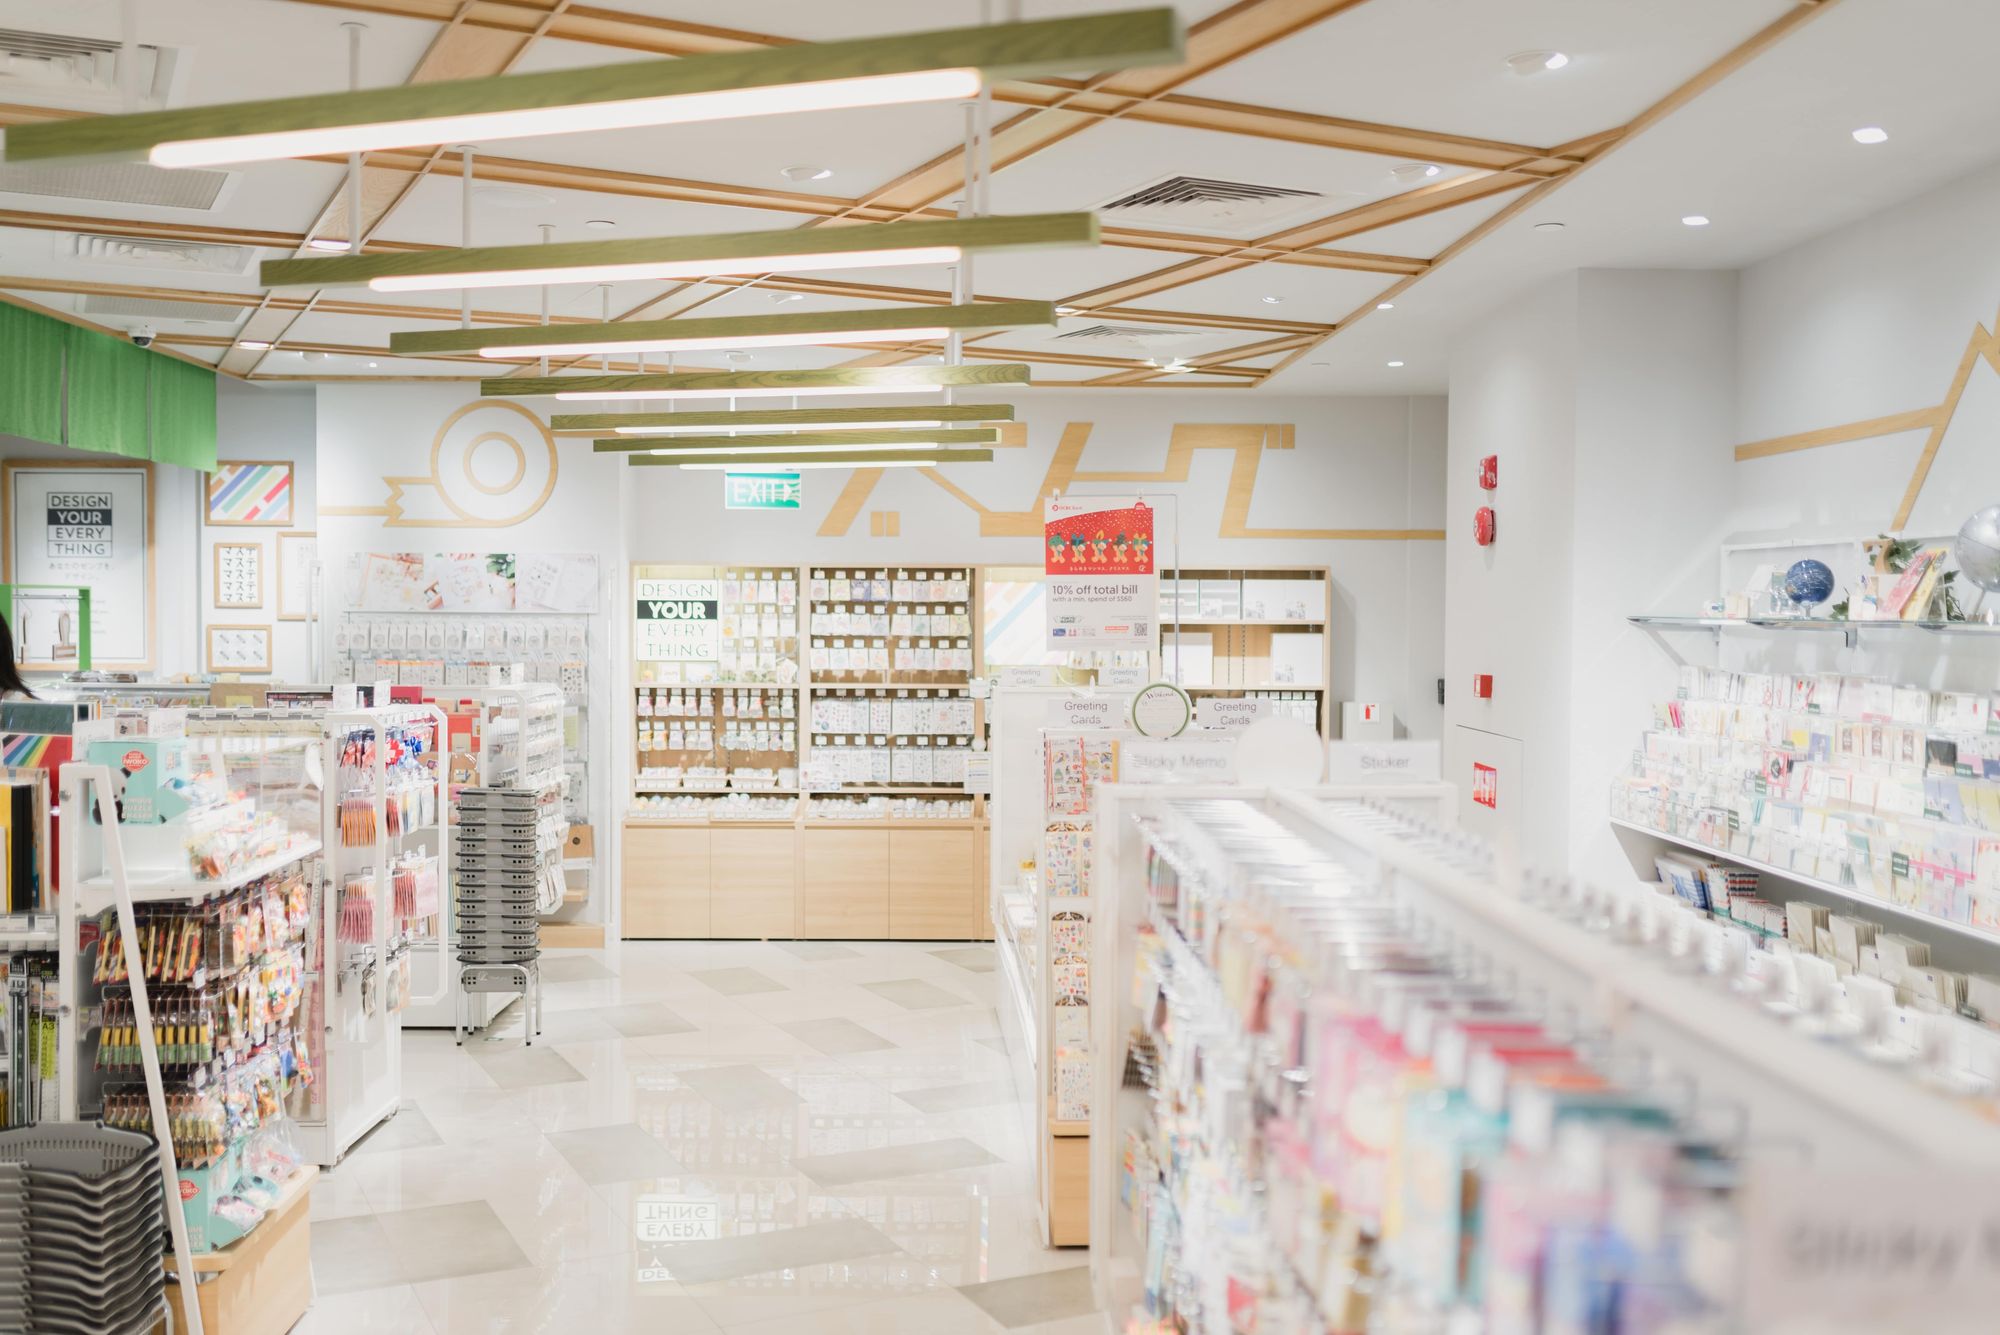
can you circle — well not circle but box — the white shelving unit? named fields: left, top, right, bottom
left=175, top=703, right=452, bottom=1165
left=1089, top=783, right=2000, bottom=1331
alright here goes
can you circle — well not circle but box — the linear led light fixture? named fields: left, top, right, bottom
left=550, top=403, right=1014, bottom=436
left=630, top=449, right=995, bottom=469
left=593, top=428, right=999, bottom=455
left=2, top=11, right=1182, bottom=167
left=393, top=300, right=1053, bottom=360
left=262, top=213, right=1097, bottom=293
left=484, top=362, right=1030, bottom=401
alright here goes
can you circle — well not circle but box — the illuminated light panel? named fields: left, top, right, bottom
left=369, top=245, right=962, bottom=294
left=397, top=299, right=1052, bottom=360
left=5, top=12, right=1183, bottom=167
left=680, top=458, right=964, bottom=470
left=153, top=71, right=981, bottom=168
left=655, top=440, right=965, bottom=456
left=597, top=427, right=997, bottom=455
left=617, top=419, right=944, bottom=435
left=554, top=383, right=944, bottom=402
left=490, top=362, right=1030, bottom=401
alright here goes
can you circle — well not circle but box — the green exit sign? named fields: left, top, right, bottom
left=722, top=471, right=802, bottom=510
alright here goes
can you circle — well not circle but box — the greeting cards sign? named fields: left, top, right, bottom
left=1043, top=495, right=1157, bottom=650
left=635, top=578, right=720, bottom=662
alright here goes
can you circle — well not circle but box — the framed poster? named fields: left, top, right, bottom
left=276, top=530, right=318, bottom=622
left=206, top=460, right=294, bottom=526
left=207, top=624, right=271, bottom=674
left=213, top=542, right=263, bottom=609
left=2, top=459, right=154, bottom=669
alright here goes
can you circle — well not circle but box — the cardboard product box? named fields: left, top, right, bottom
left=565, top=823, right=595, bottom=859
left=85, top=737, right=200, bottom=825
left=1197, top=579, right=1242, bottom=620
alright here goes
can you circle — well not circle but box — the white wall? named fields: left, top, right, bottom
left=624, top=390, right=1450, bottom=740
left=1444, top=276, right=1577, bottom=864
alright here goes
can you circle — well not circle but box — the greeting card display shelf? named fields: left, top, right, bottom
left=1609, top=815, right=2000, bottom=954
left=1629, top=613, right=2000, bottom=650
left=1154, top=567, right=1333, bottom=735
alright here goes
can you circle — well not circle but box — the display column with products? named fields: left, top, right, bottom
left=622, top=563, right=990, bottom=942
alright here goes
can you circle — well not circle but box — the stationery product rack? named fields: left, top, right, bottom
left=1156, top=566, right=1332, bottom=734
left=624, top=562, right=988, bottom=941
left=180, top=703, right=451, bottom=1167
left=985, top=685, right=1237, bottom=1247
left=55, top=751, right=330, bottom=1335
left=1090, top=784, right=2000, bottom=1334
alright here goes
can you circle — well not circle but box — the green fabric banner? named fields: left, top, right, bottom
left=0, top=300, right=218, bottom=468
left=148, top=354, right=218, bottom=471
left=0, top=303, right=66, bottom=446
left=65, top=327, right=151, bottom=459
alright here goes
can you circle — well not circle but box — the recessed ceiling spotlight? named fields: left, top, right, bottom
left=367, top=360, right=378, bottom=367
left=584, top=218, right=617, bottom=229
left=301, top=350, right=327, bottom=363
left=1506, top=50, right=1569, bottom=75
left=1056, top=306, right=1080, bottom=316
left=1309, top=361, right=1331, bottom=367
left=305, top=237, right=349, bottom=252
left=1852, top=125, right=1889, bottom=144
left=1681, top=215, right=1711, bottom=227
left=782, top=165, right=833, bottom=182
left=1376, top=301, right=1394, bottom=310
left=1390, top=162, right=1443, bottom=184
left=770, top=292, right=805, bottom=303
left=1533, top=221, right=1567, bottom=232
left=236, top=338, right=273, bottom=350
left=1386, top=360, right=1405, bottom=368
left=1163, top=360, right=1192, bottom=373
left=1260, top=295, right=1284, bottom=305
left=473, top=184, right=555, bottom=209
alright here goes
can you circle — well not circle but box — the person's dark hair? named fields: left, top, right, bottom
left=0, top=613, right=35, bottom=699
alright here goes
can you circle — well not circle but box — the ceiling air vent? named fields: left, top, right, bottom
left=0, top=161, right=232, bottom=210
left=0, top=28, right=184, bottom=112
left=1056, top=323, right=1205, bottom=344
left=71, top=232, right=256, bottom=277
left=1097, top=174, right=1325, bottom=235
left=81, top=294, right=244, bottom=324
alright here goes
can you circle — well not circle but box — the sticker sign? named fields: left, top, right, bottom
left=1324, top=741, right=1440, bottom=784
left=723, top=471, right=802, bottom=510
left=1472, top=761, right=1499, bottom=810
left=1741, top=1164, right=2000, bottom=1331
left=635, top=578, right=720, bottom=662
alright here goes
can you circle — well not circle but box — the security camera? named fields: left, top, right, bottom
left=130, top=324, right=155, bottom=348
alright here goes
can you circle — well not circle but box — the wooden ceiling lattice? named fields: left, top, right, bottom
left=0, top=0, right=1844, bottom=386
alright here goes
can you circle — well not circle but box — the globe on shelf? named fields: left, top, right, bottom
left=1783, top=558, right=1836, bottom=608
left=1955, top=503, right=2000, bottom=594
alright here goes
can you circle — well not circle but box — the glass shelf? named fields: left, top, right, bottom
left=1628, top=614, right=2000, bottom=649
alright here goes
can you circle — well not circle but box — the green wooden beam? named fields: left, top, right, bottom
left=595, top=427, right=998, bottom=453
left=394, top=299, right=1054, bottom=356
left=263, top=213, right=1097, bottom=290
left=552, top=403, right=1015, bottom=432
left=487, top=362, right=1030, bottom=398
left=5, top=10, right=1182, bottom=165
left=629, top=448, right=995, bottom=467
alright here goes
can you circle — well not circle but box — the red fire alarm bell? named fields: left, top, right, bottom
left=1472, top=673, right=1494, bottom=699
left=1478, top=455, right=1498, bottom=490
left=1474, top=506, right=1496, bottom=546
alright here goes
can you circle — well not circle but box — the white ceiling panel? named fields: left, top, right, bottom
left=1332, top=185, right=1531, bottom=259
left=1138, top=260, right=1394, bottom=324
left=373, top=171, right=801, bottom=250
left=990, top=118, right=1480, bottom=232
left=1177, top=0, right=1799, bottom=149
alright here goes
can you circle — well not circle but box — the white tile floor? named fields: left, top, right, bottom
left=300, top=941, right=1101, bottom=1334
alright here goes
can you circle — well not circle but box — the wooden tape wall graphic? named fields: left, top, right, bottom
left=1733, top=308, right=2000, bottom=529
left=320, top=399, right=560, bottom=528
left=816, top=420, right=1444, bottom=540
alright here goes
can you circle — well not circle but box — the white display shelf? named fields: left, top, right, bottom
left=73, top=839, right=323, bottom=905
left=1610, top=815, right=2000, bottom=952
left=1629, top=613, right=2000, bottom=650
